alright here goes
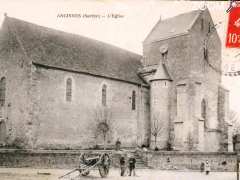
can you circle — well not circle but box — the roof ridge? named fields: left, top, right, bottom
left=143, top=9, right=202, bottom=44
left=5, top=16, right=142, bottom=58
left=1, top=15, right=145, bottom=85
left=160, top=9, right=201, bottom=24
left=186, top=9, right=203, bottom=31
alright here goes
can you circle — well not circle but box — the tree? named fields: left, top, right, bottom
left=93, top=106, right=112, bottom=150
left=229, top=110, right=240, bottom=136
left=186, top=132, right=194, bottom=151
left=151, top=115, right=164, bottom=150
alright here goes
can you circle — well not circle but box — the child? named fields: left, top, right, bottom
left=128, top=155, right=136, bottom=176
left=200, top=162, right=204, bottom=172
left=119, top=155, right=126, bottom=176
left=205, top=160, right=211, bottom=175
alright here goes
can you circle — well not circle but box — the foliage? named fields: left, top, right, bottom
left=229, top=110, right=240, bottom=136
left=151, top=114, right=164, bottom=149
left=186, top=133, right=194, bottom=151
left=93, top=106, right=112, bottom=150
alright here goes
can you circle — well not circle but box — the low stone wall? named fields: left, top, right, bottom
left=0, top=149, right=120, bottom=169
left=0, top=149, right=237, bottom=172
left=138, top=150, right=237, bottom=171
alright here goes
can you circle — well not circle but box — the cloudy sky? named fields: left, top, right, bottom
left=0, top=0, right=239, bottom=115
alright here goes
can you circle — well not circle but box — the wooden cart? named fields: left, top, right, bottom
left=59, top=152, right=111, bottom=179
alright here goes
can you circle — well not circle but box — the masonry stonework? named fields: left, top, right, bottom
left=0, top=8, right=231, bottom=152
left=30, top=65, right=149, bottom=149
left=140, top=8, right=231, bottom=151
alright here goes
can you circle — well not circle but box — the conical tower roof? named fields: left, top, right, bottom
left=151, top=63, right=172, bottom=81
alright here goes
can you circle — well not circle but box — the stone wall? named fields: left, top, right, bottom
left=189, top=9, right=223, bottom=152
left=140, top=151, right=237, bottom=171
left=0, top=149, right=237, bottom=172
left=0, top=149, right=113, bottom=169
left=142, top=9, right=225, bottom=151
left=143, top=10, right=225, bottom=151
left=0, top=21, right=32, bottom=148
left=143, top=34, right=190, bottom=81
left=31, top=65, right=150, bottom=149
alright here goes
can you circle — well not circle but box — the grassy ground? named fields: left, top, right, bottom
left=0, top=168, right=237, bottom=180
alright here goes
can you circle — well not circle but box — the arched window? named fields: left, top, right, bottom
left=203, top=40, right=208, bottom=60
left=161, top=51, right=168, bottom=64
left=201, top=99, right=207, bottom=127
left=102, top=84, right=107, bottom=106
left=66, top=78, right=72, bottom=102
left=0, top=77, right=6, bottom=106
left=201, top=18, right=204, bottom=31
left=208, top=22, right=211, bottom=33
left=132, top=90, right=136, bottom=110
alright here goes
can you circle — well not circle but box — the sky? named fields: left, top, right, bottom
left=0, top=0, right=239, bottom=115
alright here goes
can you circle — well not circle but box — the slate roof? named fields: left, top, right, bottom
left=144, top=10, right=202, bottom=44
left=150, top=63, right=172, bottom=81
left=3, top=16, right=145, bottom=85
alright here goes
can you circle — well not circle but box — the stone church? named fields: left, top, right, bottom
left=0, top=8, right=232, bottom=151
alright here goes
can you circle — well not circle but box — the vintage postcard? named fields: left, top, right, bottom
left=0, top=0, right=239, bottom=180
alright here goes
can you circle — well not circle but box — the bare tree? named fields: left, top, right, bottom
left=186, top=132, right=194, bottom=151
left=151, top=115, right=164, bottom=150
left=229, top=110, right=240, bottom=136
left=93, top=106, right=112, bottom=150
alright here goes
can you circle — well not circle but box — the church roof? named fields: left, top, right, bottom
left=2, top=16, right=145, bottom=85
left=144, top=9, right=202, bottom=44
left=151, top=63, right=172, bottom=81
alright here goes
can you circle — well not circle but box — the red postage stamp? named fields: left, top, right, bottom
left=226, top=2, right=240, bottom=48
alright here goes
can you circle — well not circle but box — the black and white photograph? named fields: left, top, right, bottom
left=0, top=0, right=239, bottom=179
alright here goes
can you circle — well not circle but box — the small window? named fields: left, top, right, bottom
left=66, top=78, right=72, bottom=102
left=201, top=99, right=207, bottom=127
left=0, top=77, right=6, bottom=106
left=132, top=90, right=136, bottom=110
left=161, top=51, right=168, bottom=64
left=102, top=84, right=107, bottom=106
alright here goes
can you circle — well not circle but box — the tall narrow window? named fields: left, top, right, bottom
left=208, top=22, right=211, bottom=33
left=201, top=99, right=207, bottom=127
left=161, top=51, right=168, bottom=65
left=66, top=78, right=72, bottom=102
left=102, top=84, right=107, bottom=106
left=201, top=18, right=204, bottom=31
left=132, top=90, right=136, bottom=110
left=0, top=77, right=6, bottom=107
left=203, top=39, right=208, bottom=61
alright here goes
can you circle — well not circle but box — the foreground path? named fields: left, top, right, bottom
left=0, top=168, right=236, bottom=180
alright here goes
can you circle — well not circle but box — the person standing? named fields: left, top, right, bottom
left=115, top=138, right=121, bottom=151
left=205, top=160, right=211, bottom=175
left=200, top=162, right=204, bottom=173
left=119, top=155, right=126, bottom=176
left=128, top=155, right=136, bottom=176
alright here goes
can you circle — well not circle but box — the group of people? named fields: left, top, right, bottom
left=119, top=154, right=136, bottom=177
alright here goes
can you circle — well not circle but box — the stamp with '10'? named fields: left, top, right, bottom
left=226, top=2, right=240, bottom=48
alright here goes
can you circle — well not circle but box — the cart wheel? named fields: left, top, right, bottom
left=98, top=153, right=110, bottom=178
left=79, top=169, right=90, bottom=176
